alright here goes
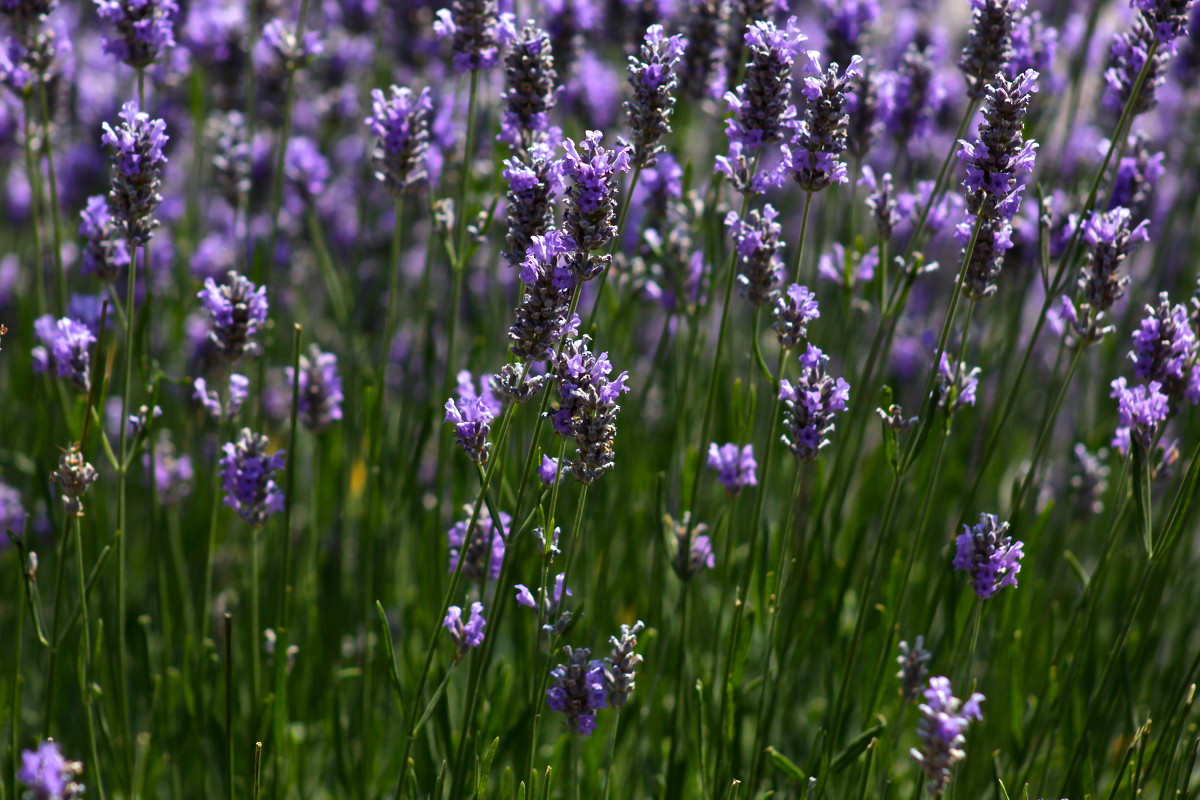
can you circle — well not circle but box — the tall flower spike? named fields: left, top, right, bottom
left=910, top=676, right=985, bottom=796
left=365, top=86, right=433, bottom=196
left=845, top=60, right=881, bottom=160
left=32, top=316, right=96, bottom=393
left=957, top=0, right=1027, bottom=99
left=773, top=283, right=820, bottom=348
left=678, top=0, right=727, bottom=102
left=560, top=131, right=632, bottom=281
left=199, top=271, right=268, bottom=361
left=287, top=344, right=344, bottom=433
left=433, top=0, right=511, bottom=72
left=1104, top=15, right=1169, bottom=117
left=1109, top=133, right=1165, bottom=216
left=79, top=195, right=131, bottom=280
left=550, top=336, right=631, bottom=484
left=897, top=637, right=932, bottom=703
left=51, top=443, right=100, bottom=517
left=778, top=344, right=850, bottom=461
left=1111, top=378, right=1170, bottom=452
left=603, top=620, right=645, bottom=708
left=1132, top=0, right=1194, bottom=46
left=952, top=512, right=1023, bottom=599
left=209, top=110, right=251, bottom=204
left=18, top=740, right=85, bottom=800
left=821, top=0, right=880, bottom=69
left=219, top=429, right=286, bottom=527
left=782, top=52, right=860, bottom=192
left=723, top=17, right=805, bottom=150
left=502, top=147, right=561, bottom=268
left=508, top=231, right=577, bottom=362
left=884, top=41, right=941, bottom=147
left=546, top=646, right=608, bottom=736
left=447, top=505, right=510, bottom=581
left=1130, top=293, right=1200, bottom=410
left=1066, top=207, right=1149, bottom=342
left=500, top=24, right=559, bottom=153
left=95, top=0, right=178, bottom=68
left=102, top=101, right=169, bottom=246
left=707, top=442, right=757, bottom=494
left=958, top=70, right=1038, bottom=222
left=444, top=601, right=487, bottom=661
left=955, top=215, right=1014, bottom=302
left=726, top=204, right=783, bottom=306
left=625, top=24, right=687, bottom=168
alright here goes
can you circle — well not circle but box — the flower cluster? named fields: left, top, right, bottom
left=821, top=0, right=880, bottom=68
left=444, top=370, right=501, bottom=464
left=79, top=195, right=131, bottom=280
left=726, top=204, right=783, bottom=306
left=102, top=101, right=169, bottom=246
left=259, top=18, right=322, bottom=71
left=550, top=336, right=630, bottom=484
left=958, top=70, right=1038, bottom=224
left=933, top=352, right=981, bottom=416
left=910, top=677, right=985, bottom=796
left=287, top=344, right=344, bottom=433
left=884, top=41, right=943, bottom=147
left=706, top=442, right=757, bottom=495
left=952, top=513, right=1023, bottom=599
left=1104, top=15, right=1169, bottom=117
left=897, top=637, right=932, bottom=703
left=516, top=571, right=573, bottom=636
left=1058, top=207, right=1149, bottom=343
left=1129, top=293, right=1200, bottom=412
left=219, top=429, right=286, bottom=527
left=32, top=316, right=95, bottom=393
left=18, top=740, right=85, bottom=800
left=1133, top=0, right=1195, bottom=45
left=723, top=17, right=804, bottom=150
left=782, top=52, right=860, bottom=192
left=772, top=283, right=820, bottom=348
left=678, top=0, right=725, bottom=101
left=1110, top=377, right=1170, bottom=452
left=669, top=511, right=715, bottom=580
left=433, top=0, right=511, bottom=72
left=500, top=24, right=559, bottom=152
left=779, top=344, right=851, bottom=462
left=51, top=443, right=99, bottom=517
left=198, top=271, right=269, bottom=361
left=194, top=374, right=249, bottom=421
left=603, top=620, right=645, bottom=709
left=447, top=505, right=510, bottom=582
left=625, top=24, right=686, bottom=168
left=546, top=646, right=608, bottom=736
left=501, top=147, right=562, bottom=268
left=95, top=0, right=178, bottom=69
left=560, top=131, right=632, bottom=280
left=957, top=0, right=1027, bottom=98
left=443, top=601, right=486, bottom=661
left=507, top=232, right=577, bottom=361
left=0, top=480, right=24, bottom=536
left=365, top=85, right=433, bottom=196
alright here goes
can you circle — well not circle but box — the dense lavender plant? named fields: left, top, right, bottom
left=95, top=0, right=178, bottom=69
left=447, top=506, right=510, bottom=581
left=625, top=24, right=686, bottom=168
left=910, top=677, right=985, bottom=795
left=897, top=637, right=932, bottom=703
left=723, top=17, right=805, bottom=150
left=781, top=52, right=860, bottom=192
left=707, top=442, right=757, bottom=494
left=198, top=271, right=268, bottom=361
left=560, top=131, right=632, bottom=280
left=779, top=344, right=851, bottom=461
left=958, top=70, right=1038, bottom=223
left=101, top=101, right=168, bottom=246
left=444, top=601, right=486, bottom=661
left=433, top=0, right=510, bottom=71
left=499, top=23, right=559, bottom=152
left=365, top=86, right=433, bottom=196
left=287, top=344, right=344, bottom=433
left=546, top=646, right=608, bottom=735
left=32, top=316, right=95, bottom=393
left=603, top=620, right=645, bottom=708
left=953, top=513, right=1023, bottom=599
left=550, top=336, right=631, bottom=484
left=957, top=0, right=1027, bottom=99
left=219, top=429, right=286, bottom=527
left=51, top=443, right=99, bottom=517
left=725, top=204, right=783, bottom=305
left=18, top=740, right=85, bottom=800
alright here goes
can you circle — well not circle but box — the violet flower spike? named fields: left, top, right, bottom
left=952, top=513, right=1023, bottom=599
left=444, top=601, right=487, bottom=661
left=219, top=429, right=286, bottom=527
left=910, top=676, right=985, bottom=795
left=957, top=69, right=1039, bottom=225
left=32, top=315, right=95, bottom=393
left=198, top=271, right=269, bottom=361
left=723, top=16, right=805, bottom=150
left=433, top=0, right=513, bottom=72
left=726, top=205, right=784, bottom=306
left=447, top=506, right=510, bottom=581
left=366, top=85, right=433, bottom=196
left=897, top=637, right=932, bottom=703
left=287, top=344, right=344, bottom=433
left=560, top=131, right=632, bottom=280
left=1110, top=377, right=1170, bottom=452
left=550, top=336, right=631, bottom=484
left=625, top=24, right=687, bottom=169
left=1129, top=293, right=1200, bottom=410
left=670, top=512, right=715, bottom=580
left=778, top=343, right=851, bottom=462
left=933, top=352, right=981, bottom=415
left=95, top=0, right=178, bottom=69
left=603, top=620, right=645, bottom=709
left=546, top=645, right=608, bottom=736
left=500, top=23, right=560, bottom=153
left=101, top=101, right=169, bottom=246
left=957, top=0, right=1028, bottom=99
left=51, top=443, right=99, bottom=518
left=18, top=740, right=85, bottom=800
left=79, top=195, right=131, bottom=280
left=507, top=231, right=577, bottom=361
left=781, top=52, right=861, bottom=193
left=707, top=442, right=757, bottom=494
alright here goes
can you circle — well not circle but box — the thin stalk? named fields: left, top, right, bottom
left=902, top=100, right=979, bottom=261
left=443, top=68, right=482, bottom=392
left=22, top=95, right=47, bottom=318
left=10, top=537, right=26, bottom=800
left=225, top=613, right=235, bottom=800
left=75, top=517, right=106, bottom=800
left=278, top=325, right=302, bottom=628
left=37, top=80, right=65, bottom=313
left=662, top=584, right=692, bottom=800
left=791, top=191, right=813, bottom=285
left=602, top=709, right=621, bottom=800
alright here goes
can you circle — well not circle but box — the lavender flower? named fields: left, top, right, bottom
left=1111, top=378, right=1170, bottom=452
left=1104, top=16, right=1169, bottom=117
left=1064, top=207, right=1148, bottom=342
left=1070, top=443, right=1110, bottom=517
left=707, top=442, right=757, bottom=494
left=933, top=352, right=980, bottom=415
left=18, top=740, right=85, bottom=800
left=603, top=620, right=645, bottom=708
left=219, top=429, right=286, bottom=527
left=259, top=18, right=322, bottom=70
left=147, top=432, right=193, bottom=504
left=193, top=374, right=249, bottom=421
left=444, top=601, right=486, bottom=661
left=516, top=572, right=573, bottom=635
left=32, top=316, right=95, bottom=393
left=781, top=52, right=860, bottom=192
left=433, top=0, right=511, bottom=72
left=726, top=204, right=783, bottom=306
left=445, top=370, right=500, bottom=464
left=208, top=110, right=251, bottom=203
left=779, top=344, right=851, bottom=461
left=550, top=336, right=631, bottom=484
left=0, top=480, right=24, bottom=537
left=897, top=636, right=932, bottom=703
left=910, top=677, right=985, bottom=795
left=845, top=60, right=881, bottom=160
left=1132, top=0, right=1194, bottom=46
left=1007, top=10, right=1059, bottom=81
left=101, top=101, right=168, bottom=246
left=546, top=646, right=608, bottom=735
left=51, top=443, right=99, bottom=517
left=625, top=24, right=686, bottom=168
left=198, top=271, right=268, bottom=361
left=957, top=0, right=1027, bottom=99
left=952, top=513, right=1023, bottom=599
left=508, top=232, right=577, bottom=361
left=678, top=0, right=726, bottom=101
left=1130, top=293, right=1200, bottom=409
left=287, top=344, right=344, bottom=433
left=955, top=215, right=1014, bottom=301
left=723, top=17, right=805, bottom=150
left=560, top=131, right=632, bottom=280
left=447, top=506, right=510, bottom=581
left=502, top=147, right=562, bottom=268
left=1109, top=133, right=1165, bottom=215
left=79, top=195, right=131, bottom=280
left=500, top=24, right=559, bottom=153
left=365, top=85, right=433, bottom=196
left=821, top=0, right=879, bottom=69
left=284, top=136, right=330, bottom=197
left=538, top=454, right=564, bottom=485
left=95, top=0, right=178, bottom=69
left=862, top=167, right=898, bottom=240
left=884, top=42, right=942, bottom=147
left=669, top=512, right=715, bottom=579
left=957, top=70, right=1038, bottom=222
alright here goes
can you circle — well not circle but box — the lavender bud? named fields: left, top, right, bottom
left=725, top=204, right=783, bottom=306
left=208, top=110, right=251, bottom=204
left=896, top=636, right=931, bottom=702
left=884, top=42, right=940, bottom=146
left=669, top=512, right=715, bottom=580
left=1067, top=207, right=1148, bottom=343
left=219, top=429, right=286, bottom=527
left=603, top=620, right=645, bottom=708
left=443, top=601, right=486, bottom=661
left=146, top=432, right=193, bottom=505
left=707, top=442, right=757, bottom=494
left=957, top=70, right=1038, bottom=222
left=955, top=216, right=1013, bottom=301
left=95, top=0, right=178, bottom=69
left=502, top=149, right=561, bottom=268
left=193, top=374, right=249, bottom=421
left=365, top=85, right=433, bottom=196
left=909, top=677, right=984, bottom=795
left=1069, top=443, right=1109, bottom=517
left=198, top=271, right=268, bottom=361
left=821, top=0, right=880, bottom=69
left=546, top=646, right=608, bottom=735
left=1104, top=16, right=1169, bottom=118
left=723, top=17, right=805, bottom=150
left=560, top=131, right=632, bottom=280
left=678, top=0, right=727, bottom=102
left=433, top=0, right=511, bottom=72
left=51, top=443, right=99, bottom=517
left=509, top=233, right=578, bottom=361
left=259, top=18, right=322, bottom=71
left=550, top=336, right=631, bottom=484
left=1132, top=0, right=1194, bottom=46
left=102, top=101, right=169, bottom=246
left=779, top=344, right=850, bottom=461
left=1110, top=378, right=1170, bottom=453
left=79, top=195, right=131, bottom=280
left=500, top=24, right=559, bottom=153
left=844, top=61, right=881, bottom=160
left=952, top=513, right=1023, bottom=599
left=957, top=0, right=1027, bottom=99
left=862, top=167, right=898, bottom=240
left=286, top=344, right=344, bottom=433
left=31, top=315, right=95, bottom=393
left=782, top=52, right=860, bottom=192
left=1130, top=293, right=1200, bottom=411
left=933, top=352, right=980, bottom=415
left=447, top=506, right=510, bottom=582
left=625, top=24, right=687, bottom=168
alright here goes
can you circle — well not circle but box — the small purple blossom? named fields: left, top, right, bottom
left=546, top=645, right=608, bottom=735
left=219, top=428, right=286, bottom=527
left=706, top=442, right=757, bottom=494
left=538, top=454, right=563, bottom=485
left=194, top=374, right=249, bottom=421
left=1132, top=0, right=1194, bottom=45
left=433, top=0, right=513, bottom=72
left=365, top=85, right=433, bottom=195
left=443, top=601, right=486, bottom=660
left=445, top=370, right=500, bottom=464
left=79, top=194, right=131, bottom=279
left=258, top=18, right=322, bottom=70
left=670, top=512, right=715, bottom=579
left=910, top=676, right=985, bottom=795
left=953, top=513, right=1023, bottom=599
left=560, top=131, right=632, bottom=276
left=723, top=17, right=805, bottom=150
left=18, top=740, right=84, bottom=800
left=1130, top=294, right=1199, bottom=408
left=1111, top=377, right=1170, bottom=452
left=32, top=315, right=95, bottom=393
left=447, top=506, right=511, bottom=581
left=198, top=271, right=268, bottom=361
left=726, top=204, right=783, bottom=306
left=779, top=344, right=851, bottom=461
left=934, top=352, right=981, bottom=415
left=101, top=101, right=169, bottom=246
left=625, top=24, right=687, bottom=168
left=551, top=336, right=631, bottom=484
left=286, top=344, right=344, bottom=433
left=95, top=0, right=178, bottom=69
left=146, top=432, right=193, bottom=504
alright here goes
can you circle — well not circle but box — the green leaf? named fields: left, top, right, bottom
left=375, top=601, right=405, bottom=717
left=765, top=747, right=806, bottom=783
left=476, top=737, right=500, bottom=797
left=831, top=722, right=884, bottom=774
left=1132, top=442, right=1154, bottom=557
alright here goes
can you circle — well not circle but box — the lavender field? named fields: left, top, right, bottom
left=3, top=0, right=1200, bottom=797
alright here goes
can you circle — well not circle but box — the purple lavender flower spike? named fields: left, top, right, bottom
left=194, top=374, right=249, bottom=421
left=957, top=70, right=1038, bottom=224
left=502, top=146, right=563, bottom=268
left=884, top=42, right=943, bottom=148
left=934, top=352, right=981, bottom=415
left=444, top=601, right=487, bottom=660
left=1104, top=16, right=1169, bottom=117
left=500, top=23, right=559, bottom=153
left=286, top=344, right=344, bottom=433
left=772, top=284, right=820, bottom=349
left=546, top=645, right=608, bottom=735
left=669, top=512, right=715, bottom=579
left=444, top=392, right=493, bottom=465
left=366, top=85, right=433, bottom=196
left=821, top=0, right=880, bottom=69
left=955, top=215, right=1014, bottom=301
left=625, top=24, right=687, bottom=168
left=603, top=620, right=645, bottom=709
left=32, top=315, right=95, bottom=393
left=1066, top=207, right=1148, bottom=342
left=1132, top=0, right=1194, bottom=46
left=862, top=167, right=898, bottom=240
left=447, top=506, right=510, bottom=581
left=957, top=0, right=1027, bottom=99
left=560, top=131, right=632, bottom=280
left=678, top=0, right=726, bottom=102
left=845, top=59, right=881, bottom=160
left=1109, top=133, right=1164, bottom=215
left=779, top=343, right=850, bottom=461
left=79, top=195, right=131, bottom=280
left=551, top=336, right=631, bottom=484
left=0, top=480, right=24, bottom=537
left=18, top=740, right=85, bottom=800
left=284, top=136, right=330, bottom=197
left=782, top=52, right=860, bottom=192
left=953, top=512, right=1023, bottom=599
left=910, top=676, right=985, bottom=795
left=1111, top=377, right=1170, bottom=452
left=507, top=231, right=576, bottom=361
left=219, top=428, right=286, bottom=527
left=897, top=636, right=932, bottom=703
left=95, top=0, right=178, bottom=69
left=726, top=204, right=783, bottom=306
left=707, top=442, right=757, bottom=494
left=723, top=17, right=805, bottom=150
left=433, top=0, right=513, bottom=71
left=259, top=18, right=322, bottom=70
left=101, top=101, right=168, bottom=246
left=147, top=432, right=193, bottom=504
left=1128, top=294, right=1200, bottom=414
left=538, top=454, right=563, bottom=485
left=198, top=271, right=268, bottom=361
left=1007, top=10, right=1058, bottom=82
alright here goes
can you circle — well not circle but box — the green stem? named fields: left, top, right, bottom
left=75, top=517, right=106, bottom=800
left=22, top=94, right=47, bottom=319
left=443, top=68, right=482, bottom=392
left=38, top=80, right=65, bottom=314
left=278, top=325, right=302, bottom=629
